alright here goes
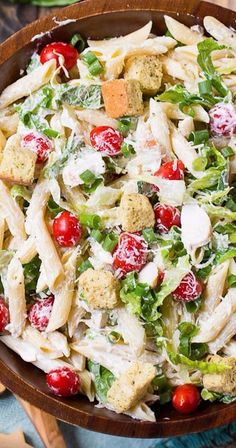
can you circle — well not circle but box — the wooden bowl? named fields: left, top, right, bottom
left=1, top=0, right=236, bottom=438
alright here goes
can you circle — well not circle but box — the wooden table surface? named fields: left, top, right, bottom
left=0, top=0, right=235, bottom=44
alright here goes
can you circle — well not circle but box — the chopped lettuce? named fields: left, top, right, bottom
left=169, top=352, right=231, bottom=374
left=87, top=360, right=115, bottom=403
left=155, top=84, right=217, bottom=116
left=197, top=38, right=229, bottom=97
left=44, top=136, right=85, bottom=178
left=155, top=255, right=190, bottom=307
left=57, top=84, right=102, bottom=109
left=178, top=322, right=208, bottom=360
left=16, top=86, right=58, bottom=138
left=201, top=388, right=236, bottom=404
left=23, top=255, right=42, bottom=294
left=11, top=185, right=31, bottom=202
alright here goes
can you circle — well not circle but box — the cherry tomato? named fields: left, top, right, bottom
left=154, top=160, right=185, bottom=180
left=158, top=271, right=165, bottom=284
left=209, top=103, right=236, bottom=137
left=90, top=126, right=123, bottom=156
left=172, top=272, right=202, bottom=302
left=22, top=132, right=53, bottom=164
left=28, top=295, right=54, bottom=331
left=46, top=367, right=80, bottom=397
left=113, top=232, right=148, bottom=276
left=154, top=204, right=181, bottom=234
left=0, top=298, right=9, bottom=332
left=172, top=384, right=201, bottom=414
left=40, top=42, right=78, bottom=69
left=53, top=211, right=82, bottom=247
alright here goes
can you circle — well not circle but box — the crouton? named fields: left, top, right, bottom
left=0, top=134, right=36, bottom=185
left=203, top=355, right=236, bottom=395
left=78, top=268, right=120, bottom=309
left=102, top=79, right=143, bottom=118
left=107, top=361, right=156, bottom=413
left=124, top=55, right=163, bottom=95
left=120, top=193, right=155, bottom=232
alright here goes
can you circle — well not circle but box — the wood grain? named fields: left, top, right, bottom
left=16, top=396, right=67, bottom=448
left=1, top=0, right=236, bottom=440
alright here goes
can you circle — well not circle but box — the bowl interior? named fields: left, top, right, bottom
left=1, top=0, right=236, bottom=438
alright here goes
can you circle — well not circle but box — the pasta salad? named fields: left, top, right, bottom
left=1, top=15, right=236, bottom=421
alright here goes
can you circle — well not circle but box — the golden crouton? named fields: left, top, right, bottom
left=0, top=134, right=36, bottom=185
left=102, top=79, right=143, bottom=118
left=120, top=193, right=155, bottom=232
left=79, top=268, right=120, bottom=309
left=107, top=361, right=156, bottom=413
left=124, top=55, right=163, bottom=95
left=203, top=355, right=236, bottom=395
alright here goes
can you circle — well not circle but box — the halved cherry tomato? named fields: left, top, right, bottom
left=0, top=298, right=9, bottom=332
left=90, top=126, right=123, bottom=156
left=154, top=204, right=181, bottom=234
left=172, top=384, right=201, bottom=414
left=53, top=211, right=82, bottom=247
left=209, top=102, right=236, bottom=137
left=154, top=160, right=185, bottom=180
left=172, top=272, right=202, bottom=302
left=40, top=42, right=78, bottom=69
left=28, top=295, right=54, bottom=332
left=112, top=232, right=148, bottom=276
left=22, top=132, right=53, bottom=164
left=46, top=367, right=80, bottom=397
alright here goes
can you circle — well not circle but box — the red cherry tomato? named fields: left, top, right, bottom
left=154, top=204, right=181, bottom=234
left=22, top=132, right=53, bottom=164
left=209, top=103, right=236, bottom=137
left=28, top=295, right=54, bottom=331
left=158, top=271, right=165, bottom=284
left=113, top=232, right=148, bottom=276
left=90, top=126, right=123, bottom=156
left=172, top=272, right=203, bottom=302
left=53, top=211, right=82, bottom=247
left=40, top=42, right=78, bottom=69
left=172, top=384, right=201, bottom=414
left=154, top=160, right=185, bottom=180
left=0, top=297, right=9, bottom=332
left=46, top=367, right=80, bottom=397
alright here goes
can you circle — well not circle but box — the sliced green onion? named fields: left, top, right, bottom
left=90, top=229, right=103, bottom=243
left=78, top=260, right=93, bottom=274
left=102, top=233, right=118, bottom=252
left=107, top=331, right=121, bottom=344
left=192, top=156, right=207, bottom=171
left=121, top=142, right=136, bottom=158
left=142, top=228, right=158, bottom=244
left=70, top=33, right=86, bottom=52
left=79, top=213, right=101, bottom=229
left=83, top=178, right=103, bottom=194
left=82, top=51, right=104, bottom=75
left=198, top=80, right=212, bottom=95
left=43, top=129, right=59, bottom=139
left=80, top=169, right=96, bottom=185
left=189, top=129, right=209, bottom=145
left=117, top=117, right=137, bottom=136
left=221, top=146, right=234, bottom=158
left=228, top=274, right=236, bottom=287
left=47, top=199, right=63, bottom=218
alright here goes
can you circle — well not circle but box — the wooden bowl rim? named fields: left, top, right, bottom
left=1, top=0, right=236, bottom=438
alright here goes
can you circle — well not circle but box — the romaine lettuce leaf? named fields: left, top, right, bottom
left=88, top=360, right=115, bottom=403
left=169, top=351, right=231, bottom=374
left=44, top=136, right=85, bottom=179
left=201, top=388, right=236, bottom=404
left=57, top=84, right=102, bottom=109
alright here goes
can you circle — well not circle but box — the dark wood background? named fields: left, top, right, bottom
left=0, top=0, right=235, bottom=44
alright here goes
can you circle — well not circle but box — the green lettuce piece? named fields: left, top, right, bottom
left=197, top=38, right=229, bottom=97
left=11, top=185, right=31, bottom=202
left=204, top=204, right=236, bottom=222
left=169, top=352, right=231, bottom=374
left=188, top=168, right=227, bottom=192
left=44, top=136, right=85, bottom=179
left=23, top=255, right=42, bottom=294
left=155, top=255, right=190, bottom=307
left=155, top=84, right=217, bottom=116
left=215, top=248, right=236, bottom=265
left=87, top=360, right=115, bottom=403
left=16, top=86, right=58, bottom=138
left=57, top=84, right=102, bottom=109
left=201, top=388, right=236, bottom=404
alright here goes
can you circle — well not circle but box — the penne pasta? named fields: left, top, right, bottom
left=6, top=257, right=26, bottom=337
